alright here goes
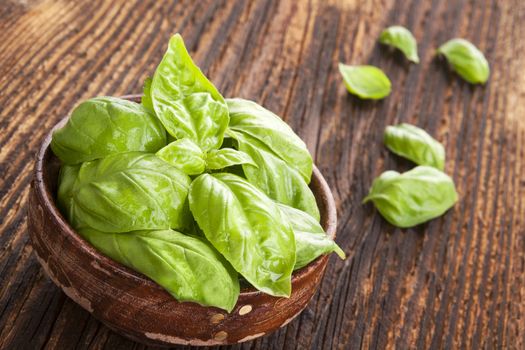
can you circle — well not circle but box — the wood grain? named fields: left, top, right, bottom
left=0, top=0, right=524, bottom=348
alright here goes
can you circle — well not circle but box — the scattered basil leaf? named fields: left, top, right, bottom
left=156, top=138, right=206, bottom=175
left=437, top=38, right=490, bottom=84
left=79, top=228, right=240, bottom=312
left=206, top=148, right=256, bottom=170
left=141, top=77, right=154, bottom=112
left=278, top=203, right=345, bottom=270
left=151, top=34, right=229, bottom=150
left=379, top=25, right=419, bottom=63
left=338, top=64, right=391, bottom=100
left=384, top=123, right=445, bottom=170
left=363, top=166, right=458, bottom=228
left=227, top=98, right=313, bottom=183
left=230, top=130, right=320, bottom=221
left=70, top=152, right=191, bottom=233
left=51, top=97, right=166, bottom=165
left=189, top=173, right=296, bottom=297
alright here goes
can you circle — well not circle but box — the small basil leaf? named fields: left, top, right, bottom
left=206, top=148, right=256, bottom=170
left=79, top=228, right=240, bottom=312
left=51, top=97, right=167, bottom=165
left=71, top=152, right=191, bottom=232
left=437, top=38, right=490, bottom=84
left=227, top=98, right=313, bottom=183
left=189, top=173, right=296, bottom=297
left=151, top=34, right=229, bottom=150
left=230, top=130, right=320, bottom=221
left=363, top=166, right=458, bottom=228
left=278, top=203, right=345, bottom=270
left=141, top=77, right=154, bottom=112
left=379, top=25, right=419, bottom=63
left=338, top=64, right=391, bottom=100
left=156, top=138, right=206, bottom=175
left=384, top=123, right=445, bottom=170
left=57, top=164, right=80, bottom=223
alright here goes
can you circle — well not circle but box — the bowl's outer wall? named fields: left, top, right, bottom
left=27, top=96, right=338, bottom=347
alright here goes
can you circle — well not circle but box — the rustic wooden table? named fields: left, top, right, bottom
left=1, top=0, right=524, bottom=349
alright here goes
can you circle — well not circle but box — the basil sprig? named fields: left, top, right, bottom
left=379, top=25, right=419, bottom=63
left=437, top=38, right=490, bottom=84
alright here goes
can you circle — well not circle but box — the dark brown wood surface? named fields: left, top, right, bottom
left=1, top=0, right=524, bottom=349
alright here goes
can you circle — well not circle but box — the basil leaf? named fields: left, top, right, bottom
left=227, top=98, right=312, bottom=183
left=379, top=25, right=419, bottom=63
left=151, top=34, right=229, bottom=151
left=437, top=38, right=490, bottom=84
left=206, top=148, right=256, bottom=170
left=363, top=166, right=458, bottom=228
left=141, top=77, right=154, bottom=112
left=277, top=203, right=345, bottom=270
left=338, top=64, right=391, bottom=100
left=384, top=123, right=445, bottom=170
left=51, top=97, right=166, bottom=165
left=71, top=152, right=191, bottom=233
left=57, top=164, right=80, bottom=223
left=79, top=228, right=239, bottom=312
left=156, top=138, right=206, bottom=175
left=189, top=173, right=296, bottom=297
left=230, top=130, right=320, bottom=221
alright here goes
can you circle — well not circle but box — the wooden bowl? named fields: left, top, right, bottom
left=27, top=95, right=338, bottom=347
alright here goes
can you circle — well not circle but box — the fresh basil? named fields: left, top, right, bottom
left=384, top=123, right=445, bottom=170
left=206, top=148, right=256, bottom=170
left=230, top=129, right=320, bottom=221
left=363, top=166, right=458, bottom=228
left=189, top=173, right=296, bottom=297
left=156, top=138, right=206, bottom=175
left=57, top=164, right=80, bottom=223
left=141, top=77, right=154, bottom=112
left=437, top=38, right=490, bottom=84
left=379, top=25, right=419, bottom=63
left=51, top=97, right=166, bottom=165
left=278, top=203, right=345, bottom=270
left=70, top=152, right=191, bottom=233
left=151, top=34, right=229, bottom=151
left=79, top=228, right=239, bottom=312
left=338, top=64, right=391, bottom=100
left=227, top=98, right=312, bottom=183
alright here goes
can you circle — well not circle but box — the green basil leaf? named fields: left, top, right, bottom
left=151, top=34, right=229, bottom=151
left=384, top=123, right=445, bottom=170
left=141, top=77, right=154, bottom=112
left=363, top=166, right=458, bottom=228
left=230, top=130, right=320, bottom=221
left=338, top=64, right=391, bottom=100
left=51, top=97, right=166, bottom=165
left=205, top=148, right=256, bottom=170
left=379, top=25, right=419, bottom=63
left=277, top=203, right=345, bottom=270
left=189, top=173, right=295, bottom=297
left=437, top=38, right=490, bottom=84
left=227, top=98, right=312, bottom=183
left=156, top=138, right=206, bottom=175
left=79, top=228, right=239, bottom=312
left=57, top=164, right=80, bottom=222
left=71, top=152, right=191, bottom=233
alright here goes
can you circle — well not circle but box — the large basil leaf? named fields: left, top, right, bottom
left=384, top=123, right=445, bottom=170
left=151, top=34, right=229, bottom=151
left=227, top=98, right=312, bottom=183
left=363, top=166, right=458, bottom=228
left=206, top=148, right=256, bottom=170
left=189, top=173, right=295, bottom=297
left=70, top=152, right=191, bottom=233
left=278, top=203, right=345, bottom=270
left=230, top=130, right=320, bottom=221
left=51, top=97, right=166, bottom=165
left=156, top=138, right=206, bottom=175
left=79, top=228, right=239, bottom=312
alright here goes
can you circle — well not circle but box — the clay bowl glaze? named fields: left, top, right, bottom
left=27, top=95, right=338, bottom=347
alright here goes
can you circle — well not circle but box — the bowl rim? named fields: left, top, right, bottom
left=34, top=94, right=338, bottom=298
